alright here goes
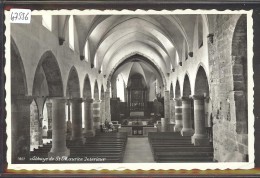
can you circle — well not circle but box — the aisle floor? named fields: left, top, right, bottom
left=123, top=137, right=155, bottom=163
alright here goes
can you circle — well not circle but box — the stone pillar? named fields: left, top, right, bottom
left=11, top=96, right=32, bottom=162
left=161, top=118, right=170, bottom=132
left=170, top=98, right=175, bottom=123
left=66, top=101, right=72, bottom=140
left=174, top=98, right=183, bottom=132
left=46, top=101, right=52, bottom=139
left=84, top=99, right=94, bottom=137
left=181, top=97, right=194, bottom=136
left=111, top=78, right=117, bottom=98
left=93, top=100, right=101, bottom=130
left=70, top=98, right=83, bottom=144
left=164, top=90, right=170, bottom=120
left=105, top=91, right=111, bottom=121
left=191, top=95, right=209, bottom=146
left=48, top=98, right=70, bottom=158
left=100, top=100, right=105, bottom=124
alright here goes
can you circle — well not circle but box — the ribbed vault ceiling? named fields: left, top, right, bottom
left=69, top=14, right=208, bottom=83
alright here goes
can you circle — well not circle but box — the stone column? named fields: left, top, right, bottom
left=191, top=95, right=209, bottom=146
left=164, top=90, right=170, bottom=121
left=100, top=100, right=105, bottom=124
left=174, top=98, right=183, bottom=132
left=105, top=91, right=111, bottom=121
left=11, top=96, right=32, bottom=162
left=48, top=98, right=70, bottom=158
left=84, top=99, right=94, bottom=137
left=93, top=100, right=101, bottom=131
left=66, top=100, right=72, bottom=140
left=170, top=98, right=175, bottom=123
left=70, top=98, right=83, bottom=144
left=46, top=101, right=52, bottom=139
left=181, top=97, right=194, bottom=136
left=111, top=78, right=117, bottom=98
left=161, top=118, right=170, bottom=132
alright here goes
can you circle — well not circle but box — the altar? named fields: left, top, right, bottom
left=130, top=111, right=144, bottom=116
left=118, top=125, right=157, bottom=136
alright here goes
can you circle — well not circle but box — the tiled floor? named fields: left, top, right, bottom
left=123, top=137, right=155, bottom=163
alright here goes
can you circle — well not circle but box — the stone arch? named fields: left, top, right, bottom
left=83, top=74, right=92, bottom=99
left=231, top=14, right=247, bottom=134
left=170, top=82, right=174, bottom=99
left=94, top=80, right=99, bottom=100
left=107, top=52, right=167, bottom=88
left=194, top=66, right=209, bottom=96
left=11, top=37, right=28, bottom=96
left=101, top=85, right=105, bottom=100
left=183, top=74, right=191, bottom=97
left=175, top=80, right=181, bottom=99
left=32, top=51, right=64, bottom=97
left=66, top=66, right=80, bottom=98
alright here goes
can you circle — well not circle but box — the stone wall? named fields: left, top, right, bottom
left=208, top=14, right=248, bottom=162
left=11, top=16, right=107, bottom=98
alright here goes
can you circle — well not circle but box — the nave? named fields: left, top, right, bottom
left=10, top=12, right=249, bottom=164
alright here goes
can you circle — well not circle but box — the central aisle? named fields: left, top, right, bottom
left=123, top=137, right=155, bottom=163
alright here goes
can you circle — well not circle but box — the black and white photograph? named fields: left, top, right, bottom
left=5, top=9, right=254, bottom=170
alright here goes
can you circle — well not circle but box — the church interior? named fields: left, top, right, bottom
left=10, top=13, right=249, bottom=163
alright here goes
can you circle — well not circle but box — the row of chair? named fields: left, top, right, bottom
left=148, top=132, right=214, bottom=163
left=30, top=132, right=128, bottom=163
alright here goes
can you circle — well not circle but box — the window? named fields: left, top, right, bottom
left=42, top=15, right=52, bottom=31
left=176, top=51, right=180, bottom=64
left=69, top=15, right=74, bottom=50
left=198, top=16, right=203, bottom=48
left=84, top=40, right=89, bottom=62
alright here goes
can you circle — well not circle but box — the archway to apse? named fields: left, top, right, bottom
left=108, top=54, right=165, bottom=126
left=231, top=14, right=248, bottom=135
left=11, top=38, right=29, bottom=162
left=32, top=50, right=64, bottom=151
left=65, top=66, right=81, bottom=140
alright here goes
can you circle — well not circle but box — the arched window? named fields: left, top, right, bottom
left=198, top=16, right=203, bottom=48
left=84, top=40, right=89, bottom=62
left=176, top=51, right=180, bottom=64
left=69, top=15, right=74, bottom=50
left=42, top=15, right=52, bottom=31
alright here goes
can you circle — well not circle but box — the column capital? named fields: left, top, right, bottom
left=94, top=99, right=101, bottom=103
left=49, top=97, right=67, bottom=103
left=84, top=98, right=94, bottom=103
left=11, top=95, right=34, bottom=104
left=204, top=97, right=210, bottom=103
left=174, top=98, right=181, bottom=101
left=191, top=95, right=205, bottom=100
left=181, top=96, right=191, bottom=101
left=69, top=98, right=83, bottom=103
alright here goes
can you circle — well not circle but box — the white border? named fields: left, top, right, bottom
left=5, top=9, right=254, bottom=170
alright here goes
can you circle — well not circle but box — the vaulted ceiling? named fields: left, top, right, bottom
left=57, top=14, right=211, bottom=87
